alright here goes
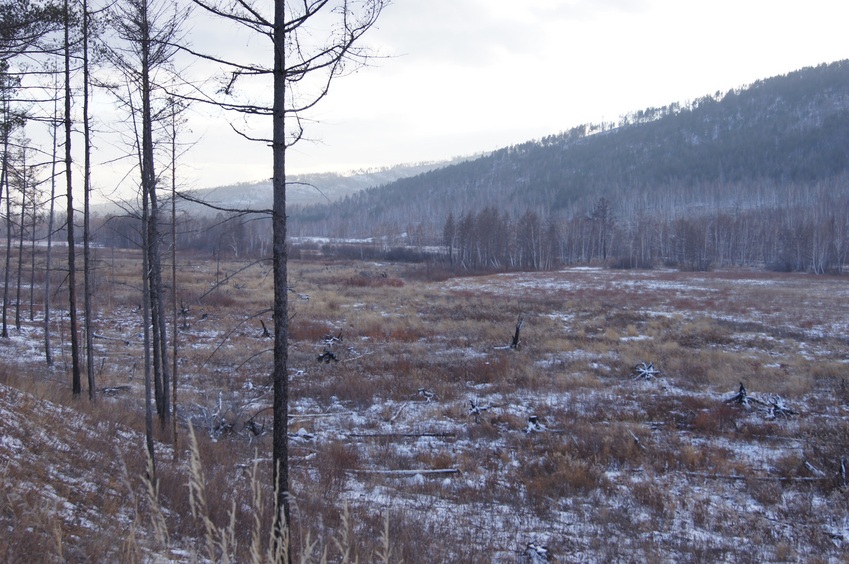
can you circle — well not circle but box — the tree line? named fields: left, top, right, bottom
left=439, top=185, right=849, bottom=274
left=94, top=175, right=847, bottom=275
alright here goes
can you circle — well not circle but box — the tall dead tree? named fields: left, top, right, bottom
left=44, top=69, right=61, bottom=366
left=14, top=142, right=29, bottom=331
left=81, top=0, right=95, bottom=400
left=106, top=0, right=189, bottom=428
left=167, top=96, right=189, bottom=456
left=104, top=0, right=190, bottom=472
left=63, top=0, right=82, bottom=396
left=0, top=81, right=16, bottom=339
left=186, top=0, right=388, bottom=546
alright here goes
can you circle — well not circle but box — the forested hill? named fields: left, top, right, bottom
left=290, top=60, right=849, bottom=239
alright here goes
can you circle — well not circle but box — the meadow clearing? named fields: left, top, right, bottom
left=1, top=250, right=848, bottom=562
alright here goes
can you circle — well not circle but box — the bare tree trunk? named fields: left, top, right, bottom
left=82, top=0, right=95, bottom=401
left=28, top=168, right=37, bottom=322
left=141, top=169, right=156, bottom=477
left=149, top=188, right=170, bottom=422
left=2, top=182, right=11, bottom=339
left=135, top=29, right=158, bottom=470
left=1, top=108, right=10, bottom=340
left=64, top=0, right=81, bottom=396
left=44, top=73, right=60, bottom=366
left=170, top=101, right=179, bottom=457
left=188, top=0, right=387, bottom=550
left=15, top=149, right=27, bottom=331
left=271, top=0, right=291, bottom=537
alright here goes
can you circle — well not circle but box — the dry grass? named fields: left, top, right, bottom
left=2, top=250, right=849, bottom=561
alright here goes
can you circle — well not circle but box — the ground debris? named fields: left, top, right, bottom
left=724, top=382, right=797, bottom=418
left=521, top=542, right=552, bottom=563
left=630, top=361, right=660, bottom=380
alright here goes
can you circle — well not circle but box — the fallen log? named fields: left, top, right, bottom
left=346, top=432, right=456, bottom=439
left=724, top=383, right=797, bottom=418
left=684, top=471, right=823, bottom=482
left=99, top=385, right=132, bottom=395
left=347, top=468, right=460, bottom=476
left=93, top=333, right=131, bottom=346
left=288, top=411, right=355, bottom=419
left=389, top=401, right=408, bottom=422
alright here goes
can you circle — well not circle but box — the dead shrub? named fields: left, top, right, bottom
left=462, top=419, right=502, bottom=442
left=290, top=318, right=336, bottom=342
left=521, top=451, right=607, bottom=509
left=691, top=403, right=740, bottom=434
left=746, top=477, right=782, bottom=507
left=449, top=356, right=510, bottom=386
left=343, top=274, right=404, bottom=288
left=676, top=318, right=734, bottom=348
left=316, top=441, right=360, bottom=495
left=631, top=480, right=675, bottom=519
left=414, top=449, right=454, bottom=470
left=567, top=422, right=644, bottom=468
left=772, top=453, right=805, bottom=480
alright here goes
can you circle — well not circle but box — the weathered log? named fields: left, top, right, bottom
left=100, top=385, right=132, bottom=395
left=764, top=394, right=797, bottom=419
left=468, top=398, right=491, bottom=417
left=629, top=429, right=646, bottom=450
left=322, top=331, right=343, bottom=346
left=685, top=471, right=823, bottom=482
left=389, top=401, right=407, bottom=422
left=725, top=383, right=796, bottom=418
left=288, top=411, right=355, bottom=419
left=347, top=468, right=460, bottom=476
left=93, top=332, right=131, bottom=346
left=346, top=432, right=456, bottom=439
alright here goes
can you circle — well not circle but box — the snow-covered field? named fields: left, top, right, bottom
left=1, top=259, right=848, bottom=562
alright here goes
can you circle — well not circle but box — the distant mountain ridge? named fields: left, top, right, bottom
left=290, top=59, right=849, bottom=238
left=172, top=160, right=472, bottom=217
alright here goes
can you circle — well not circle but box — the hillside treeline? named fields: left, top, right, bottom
left=283, top=60, right=849, bottom=273
left=441, top=181, right=848, bottom=273
left=84, top=172, right=847, bottom=275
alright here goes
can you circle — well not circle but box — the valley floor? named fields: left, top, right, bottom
left=2, top=258, right=848, bottom=562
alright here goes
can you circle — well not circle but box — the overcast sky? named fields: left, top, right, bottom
left=134, top=0, right=849, bottom=191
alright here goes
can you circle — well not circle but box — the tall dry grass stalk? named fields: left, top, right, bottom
left=144, top=450, right=170, bottom=550
left=117, top=447, right=142, bottom=563
left=188, top=421, right=230, bottom=562
left=375, top=513, right=394, bottom=564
